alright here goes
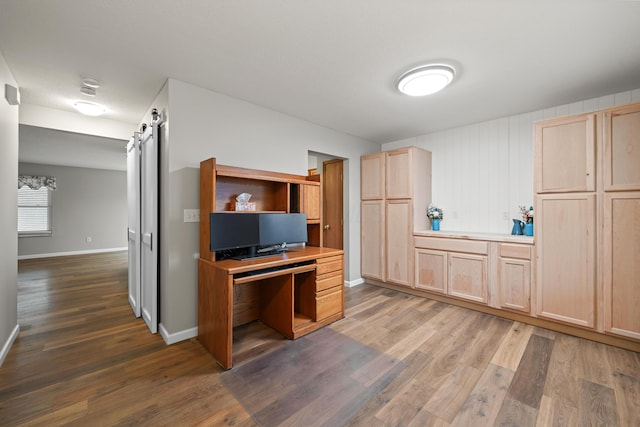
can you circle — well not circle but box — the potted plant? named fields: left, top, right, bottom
left=427, top=203, right=444, bottom=231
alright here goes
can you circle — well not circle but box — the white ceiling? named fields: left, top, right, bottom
left=2, top=0, right=640, bottom=144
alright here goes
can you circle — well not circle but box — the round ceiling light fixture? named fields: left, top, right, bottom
left=397, top=64, right=455, bottom=96
left=73, top=100, right=107, bottom=116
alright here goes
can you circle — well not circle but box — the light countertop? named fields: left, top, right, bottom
left=414, top=230, right=534, bottom=244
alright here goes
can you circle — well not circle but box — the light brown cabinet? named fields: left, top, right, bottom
left=535, top=102, right=640, bottom=337
left=603, top=192, right=640, bottom=340
left=414, top=236, right=489, bottom=304
left=414, top=249, right=447, bottom=293
left=498, top=243, right=531, bottom=313
left=603, top=103, right=640, bottom=191
left=535, top=191, right=597, bottom=328
left=361, top=152, right=385, bottom=200
left=360, top=200, right=385, bottom=281
left=386, top=200, right=412, bottom=287
left=448, top=253, right=488, bottom=304
left=300, top=183, right=321, bottom=222
left=360, top=147, right=431, bottom=288
left=534, top=113, right=596, bottom=193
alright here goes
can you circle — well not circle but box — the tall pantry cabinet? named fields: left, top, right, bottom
left=361, top=147, right=432, bottom=288
left=535, top=102, right=640, bottom=339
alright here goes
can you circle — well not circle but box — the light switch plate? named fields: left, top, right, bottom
left=183, top=209, right=200, bottom=223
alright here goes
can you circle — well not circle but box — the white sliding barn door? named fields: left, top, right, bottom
left=140, top=116, right=161, bottom=334
left=126, top=135, right=141, bottom=318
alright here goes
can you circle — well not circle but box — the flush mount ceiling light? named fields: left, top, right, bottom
left=73, top=100, right=107, bottom=116
left=397, top=64, right=455, bottom=96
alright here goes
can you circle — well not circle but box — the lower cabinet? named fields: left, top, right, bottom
left=415, top=249, right=447, bottom=293
left=498, top=243, right=531, bottom=313
left=449, top=253, right=487, bottom=304
left=536, top=194, right=596, bottom=328
left=414, top=237, right=489, bottom=304
left=603, top=192, right=640, bottom=340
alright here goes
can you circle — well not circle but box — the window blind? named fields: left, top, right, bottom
left=18, top=186, right=51, bottom=235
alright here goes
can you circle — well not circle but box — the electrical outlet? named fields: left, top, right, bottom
left=502, top=211, right=509, bottom=220
left=86, top=236, right=92, bottom=243
left=183, top=209, right=200, bottom=223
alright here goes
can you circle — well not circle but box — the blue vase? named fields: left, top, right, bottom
left=525, top=222, right=534, bottom=236
left=432, top=219, right=440, bottom=231
left=511, top=219, right=524, bottom=235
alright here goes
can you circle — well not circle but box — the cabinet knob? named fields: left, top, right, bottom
left=324, top=224, right=330, bottom=230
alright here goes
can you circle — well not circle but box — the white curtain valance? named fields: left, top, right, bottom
left=18, top=175, right=56, bottom=191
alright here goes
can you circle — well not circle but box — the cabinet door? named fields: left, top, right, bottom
left=300, top=184, right=321, bottom=222
left=536, top=194, right=596, bottom=328
left=499, top=258, right=531, bottom=313
left=448, top=253, right=487, bottom=304
left=361, top=152, right=385, bottom=200
left=535, top=113, right=596, bottom=193
left=361, top=201, right=385, bottom=281
left=386, top=200, right=412, bottom=287
left=386, top=148, right=412, bottom=199
left=415, top=248, right=447, bottom=293
left=498, top=243, right=531, bottom=313
left=603, top=103, right=640, bottom=191
left=603, top=192, right=640, bottom=339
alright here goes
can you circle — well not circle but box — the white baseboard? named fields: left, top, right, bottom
left=18, top=247, right=128, bottom=260
left=0, top=324, right=20, bottom=367
left=159, top=323, right=198, bottom=345
left=344, top=277, right=365, bottom=288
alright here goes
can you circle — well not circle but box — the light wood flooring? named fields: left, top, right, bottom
left=1, top=251, right=639, bottom=426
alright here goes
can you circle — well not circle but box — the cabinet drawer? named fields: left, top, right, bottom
left=414, top=237, right=488, bottom=255
left=500, top=243, right=531, bottom=260
left=316, top=256, right=343, bottom=275
left=316, top=288, right=343, bottom=321
left=316, top=273, right=343, bottom=292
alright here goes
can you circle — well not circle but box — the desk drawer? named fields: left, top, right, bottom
left=316, top=287, right=343, bottom=321
left=316, top=256, right=343, bottom=275
left=316, top=273, right=343, bottom=292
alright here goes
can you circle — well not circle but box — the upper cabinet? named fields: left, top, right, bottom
left=534, top=113, right=596, bottom=193
left=361, top=152, right=385, bottom=200
left=386, top=149, right=412, bottom=199
left=602, top=103, right=640, bottom=191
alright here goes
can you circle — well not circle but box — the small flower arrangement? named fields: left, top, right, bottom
left=519, top=205, right=534, bottom=224
left=427, top=203, right=444, bottom=220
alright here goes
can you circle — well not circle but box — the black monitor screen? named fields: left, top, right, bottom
left=259, top=213, right=307, bottom=246
left=209, top=212, right=308, bottom=253
left=209, top=213, right=260, bottom=251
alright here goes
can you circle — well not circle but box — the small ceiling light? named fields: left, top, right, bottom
left=73, top=100, right=106, bottom=116
left=81, top=77, right=101, bottom=88
left=397, top=64, right=455, bottom=96
left=80, top=86, right=96, bottom=97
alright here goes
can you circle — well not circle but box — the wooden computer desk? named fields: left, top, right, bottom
left=198, top=246, right=344, bottom=370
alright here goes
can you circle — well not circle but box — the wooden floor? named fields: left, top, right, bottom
left=1, top=251, right=639, bottom=426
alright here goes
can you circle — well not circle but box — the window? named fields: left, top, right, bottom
left=18, top=179, right=54, bottom=237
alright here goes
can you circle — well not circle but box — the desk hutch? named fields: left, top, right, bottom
left=198, top=158, right=344, bottom=369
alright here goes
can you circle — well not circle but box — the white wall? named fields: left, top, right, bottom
left=19, top=124, right=127, bottom=172
left=0, top=50, right=19, bottom=366
left=18, top=163, right=127, bottom=258
left=153, top=78, right=378, bottom=341
left=382, top=88, right=640, bottom=234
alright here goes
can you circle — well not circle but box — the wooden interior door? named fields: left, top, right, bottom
left=126, top=135, right=141, bottom=318
left=322, top=159, right=343, bottom=249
